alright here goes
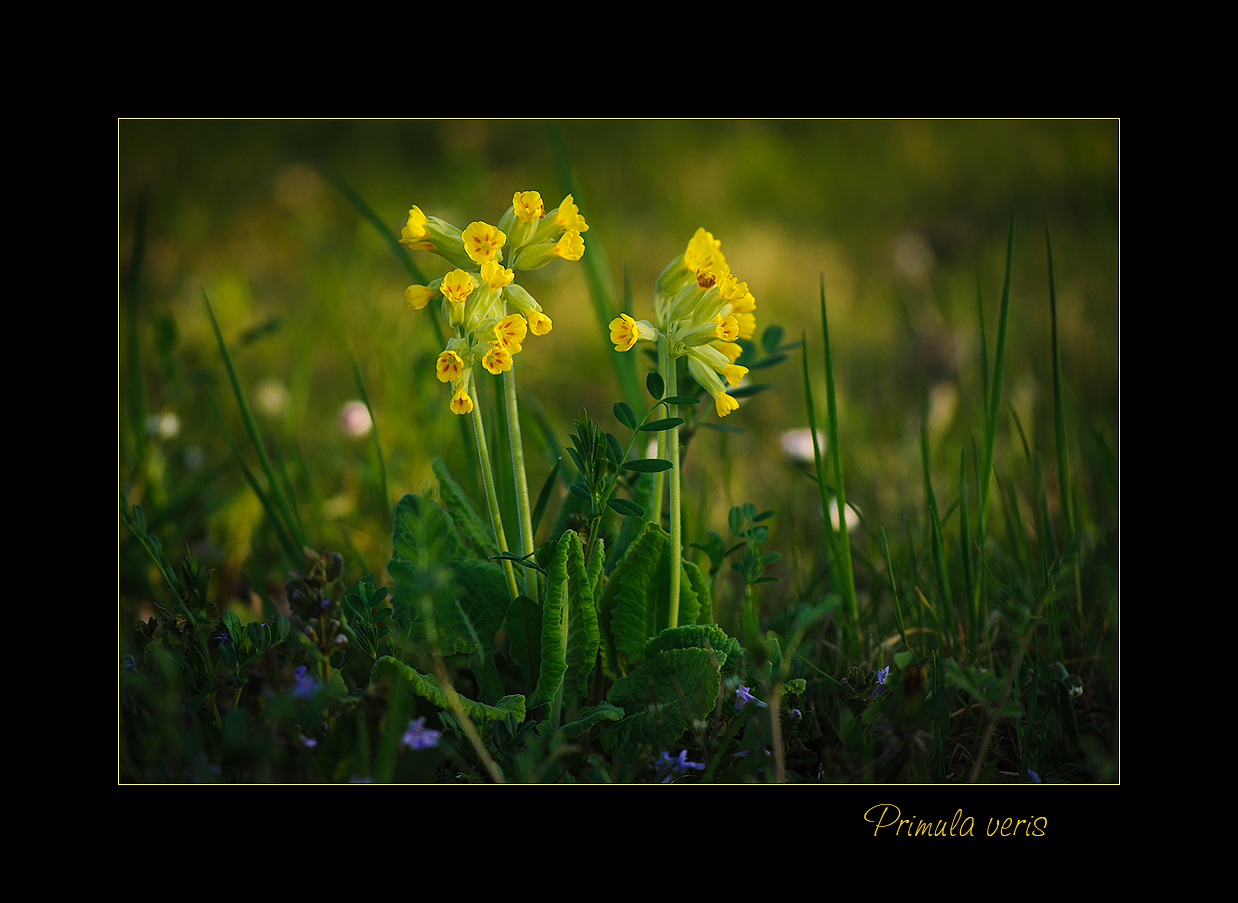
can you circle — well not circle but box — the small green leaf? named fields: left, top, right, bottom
left=663, top=395, right=700, bottom=405
left=607, top=498, right=645, bottom=517
left=762, top=324, right=785, bottom=355
left=565, top=445, right=586, bottom=476
left=728, top=383, right=771, bottom=399
left=748, top=354, right=787, bottom=371
left=614, top=402, right=637, bottom=430
left=639, top=417, right=685, bottom=432
left=606, top=432, right=624, bottom=466
left=646, top=371, right=664, bottom=400
left=621, top=458, right=673, bottom=473
left=569, top=482, right=592, bottom=501
left=702, top=422, right=744, bottom=434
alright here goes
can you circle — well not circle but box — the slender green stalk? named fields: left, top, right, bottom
left=664, top=351, right=682, bottom=629
left=818, top=279, right=860, bottom=654
left=651, top=339, right=668, bottom=529
left=1046, top=222, right=1084, bottom=637
left=503, top=368, right=538, bottom=601
left=467, top=375, right=519, bottom=601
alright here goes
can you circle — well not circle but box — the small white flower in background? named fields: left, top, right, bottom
left=255, top=378, right=290, bottom=417
left=780, top=428, right=826, bottom=464
left=825, top=497, right=860, bottom=532
left=338, top=401, right=372, bottom=438
left=145, top=412, right=180, bottom=439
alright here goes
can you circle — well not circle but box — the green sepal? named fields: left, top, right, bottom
left=371, top=656, right=526, bottom=723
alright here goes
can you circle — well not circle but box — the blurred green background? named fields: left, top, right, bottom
left=118, top=120, right=1118, bottom=627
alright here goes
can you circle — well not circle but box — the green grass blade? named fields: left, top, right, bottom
left=351, top=350, right=390, bottom=523
left=801, top=331, right=841, bottom=582
left=548, top=122, right=642, bottom=411
left=1046, top=221, right=1084, bottom=637
left=920, top=384, right=953, bottom=648
left=203, top=289, right=305, bottom=553
left=204, top=390, right=300, bottom=567
left=125, top=189, right=149, bottom=480
left=976, top=272, right=989, bottom=419
left=959, top=449, right=976, bottom=653
left=979, top=195, right=1016, bottom=538
left=881, top=527, right=910, bottom=653
left=818, top=277, right=859, bottom=654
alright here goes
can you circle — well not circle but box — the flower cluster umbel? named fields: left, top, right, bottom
left=401, top=191, right=588, bottom=414
left=609, top=228, right=756, bottom=417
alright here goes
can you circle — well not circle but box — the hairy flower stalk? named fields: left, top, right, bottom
left=610, top=228, right=757, bottom=627
left=401, top=192, right=587, bottom=601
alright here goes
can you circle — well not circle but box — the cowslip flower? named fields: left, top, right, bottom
left=402, top=717, right=442, bottom=750
left=462, top=221, right=506, bottom=265
left=610, top=228, right=757, bottom=417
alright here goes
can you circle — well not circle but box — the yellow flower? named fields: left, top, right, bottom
left=512, top=191, right=545, bottom=223
left=684, top=227, right=726, bottom=276
left=714, top=391, right=739, bottom=418
left=714, top=315, right=740, bottom=342
left=482, top=344, right=513, bottom=374
left=610, top=313, right=655, bottom=352
left=400, top=206, right=433, bottom=251
left=405, top=284, right=436, bottom=311
left=554, top=194, right=589, bottom=233
left=723, top=363, right=748, bottom=388
left=526, top=309, right=553, bottom=335
left=451, top=387, right=473, bottom=416
left=481, top=260, right=514, bottom=291
left=493, top=314, right=528, bottom=354
left=441, top=269, right=475, bottom=305
left=553, top=230, right=585, bottom=261
left=735, top=311, right=756, bottom=340
left=462, top=221, right=507, bottom=265
left=436, top=350, right=464, bottom=384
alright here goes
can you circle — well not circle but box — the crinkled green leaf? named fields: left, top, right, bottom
left=530, top=530, right=599, bottom=707
left=371, top=656, right=526, bottom=723
left=432, top=457, right=496, bottom=558
left=560, top=702, right=625, bottom=738
left=602, top=647, right=722, bottom=757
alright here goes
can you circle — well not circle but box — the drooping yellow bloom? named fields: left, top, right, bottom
left=714, top=315, right=740, bottom=342
left=436, top=350, right=464, bottom=384
left=493, top=314, right=528, bottom=354
left=554, top=194, right=589, bottom=233
left=441, top=269, right=476, bottom=305
left=553, top=230, right=585, bottom=261
left=463, top=221, right=507, bottom=265
left=400, top=206, right=434, bottom=251
left=482, top=344, right=513, bottom=374
left=610, top=313, right=656, bottom=352
left=723, top=363, right=748, bottom=388
left=684, top=227, right=726, bottom=276
left=512, top=191, right=545, bottom=223
left=526, top=309, right=553, bottom=335
left=405, top=284, right=436, bottom=311
left=451, top=387, right=473, bottom=416
left=481, top=260, right=514, bottom=291
left=714, top=391, right=739, bottom=418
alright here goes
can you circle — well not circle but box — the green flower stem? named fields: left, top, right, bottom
left=468, top=374, right=519, bottom=602
left=650, top=339, right=668, bottom=529
left=664, top=350, right=682, bottom=629
left=503, top=368, right=538, bottom=601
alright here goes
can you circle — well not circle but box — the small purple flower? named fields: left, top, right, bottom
left=402, top=717, right=442, bottom=750
left=292, top=665, right=319, bottom=698
left=1027, top=769, right=1042, bottom=784
left=214, top=633, right=230, bottom=645
left=735, top=685, right=768, bottom=711
left=656, top=750, right=705, bottom=782
left=870, top=665, right=891, bottom=699
left=789, top=708, right=802, bottom=721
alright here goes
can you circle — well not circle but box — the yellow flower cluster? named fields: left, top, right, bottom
left=610, top=228, right=756, bottom=417
left=402, top=191, right=588, bottom=413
